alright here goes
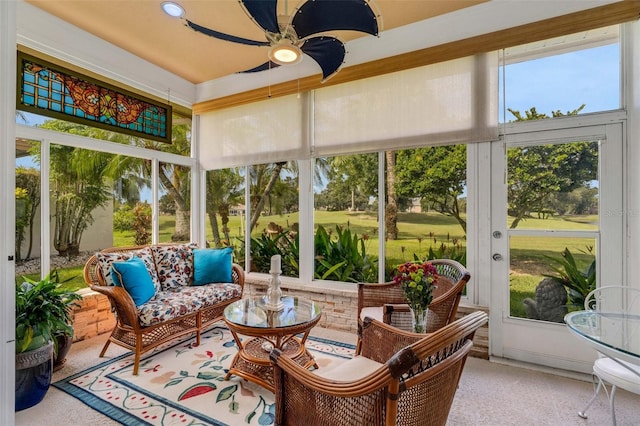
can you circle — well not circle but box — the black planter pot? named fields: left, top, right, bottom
left=53, top=332, right=73, bottom=372
left=15, top=341, right=54, bottom=411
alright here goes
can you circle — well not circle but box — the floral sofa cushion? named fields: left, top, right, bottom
left=136, top=283, right=243, bottom=327
left=151, top=243, right=197, bottom=290
left=96, top=247, right=161, bottom=292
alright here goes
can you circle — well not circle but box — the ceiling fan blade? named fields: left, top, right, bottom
left=292, top=0, right=380, bottom=39
left=185, top=19, right=269, bottom=46
left=241, top=0, right=280, bottom=34
left=300, top=36, right=346, bottom=82
left=239, top=61, right=281, bottom=74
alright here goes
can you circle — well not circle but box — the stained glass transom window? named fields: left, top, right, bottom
left=17, top=52, right=172, bottom=143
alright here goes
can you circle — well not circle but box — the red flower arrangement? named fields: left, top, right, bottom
left=393, top=261, right=439, bottom=311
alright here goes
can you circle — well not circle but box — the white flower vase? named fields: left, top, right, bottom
left=411, top=305, right=428, bottom=333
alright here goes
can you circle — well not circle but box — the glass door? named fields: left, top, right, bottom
left=490, top=122, right=623, bottom=373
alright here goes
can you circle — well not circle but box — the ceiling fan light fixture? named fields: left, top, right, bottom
left=161, top=2, right=184, bottom=18
left=269, top=41, right=303, bottom=66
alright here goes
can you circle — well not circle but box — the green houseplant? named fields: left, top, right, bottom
left=15, top=270, right=82, bottom=411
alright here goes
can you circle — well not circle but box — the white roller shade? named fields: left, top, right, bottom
left=198, top=93, right=309, bottom=170
left=313, top=53, right=498, bottom=156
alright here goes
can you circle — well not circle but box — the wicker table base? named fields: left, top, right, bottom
left=224, top=335, right=317, bottom=391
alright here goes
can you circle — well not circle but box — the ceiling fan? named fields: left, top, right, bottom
left=162, top=0, right=382, bottom=82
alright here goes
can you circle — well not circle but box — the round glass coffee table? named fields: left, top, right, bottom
left=223, top=295, right=322, bottom=391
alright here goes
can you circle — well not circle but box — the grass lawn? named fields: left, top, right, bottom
left=17, top=266, right=86, bottom=293
left=25, top=211, right=597, bottom=317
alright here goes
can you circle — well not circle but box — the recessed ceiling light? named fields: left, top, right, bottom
left=161, top=2, right=184, bottom=18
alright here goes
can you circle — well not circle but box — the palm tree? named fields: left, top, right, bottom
left=385, top=151, right=399, bottom=240
left=249, top=162, right=288, bottom=232
left=206, top=168, right=243, bottom=247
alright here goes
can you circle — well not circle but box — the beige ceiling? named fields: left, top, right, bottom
left=25, top=0, right=485, bottom=85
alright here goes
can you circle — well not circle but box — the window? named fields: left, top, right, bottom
left=314, top=154, right=379, bottom=283
left=500, top=25, right=620, bottom=123
left=507, top=139, right=600, bottom=322
left=15, top=139, right=42, bottom=273
left=204, top=167, right=245, bottom=253
left=159, top=162, right=191, bottom=243
left=248, top=162, right=300, bottom=277
left=389, top=145, right=468, bottom=276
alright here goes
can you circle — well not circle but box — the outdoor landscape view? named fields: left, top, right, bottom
left=15, top=31, right=616, bottom=324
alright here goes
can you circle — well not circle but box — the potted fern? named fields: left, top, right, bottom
left=15, top=271, right=81, bottom=411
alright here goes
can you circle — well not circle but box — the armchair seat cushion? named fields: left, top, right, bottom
left=360, top=306, right=383, bottom=322
left=314, top=355, right=383, bottom=381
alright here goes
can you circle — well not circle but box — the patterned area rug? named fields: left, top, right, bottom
left=53, top=323, right=355, bottom=426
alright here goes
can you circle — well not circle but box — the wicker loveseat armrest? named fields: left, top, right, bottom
left=89, top=284, right=140, bottom=328
left=84, top=253, right=140, bottom=328
left=230, top=263, right=245, bottom=288
left=83, top=254, right=101, bottom=287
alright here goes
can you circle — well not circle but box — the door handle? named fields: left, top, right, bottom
left=492, top=253, right=503, bottom=261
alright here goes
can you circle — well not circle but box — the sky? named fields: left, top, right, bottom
left=499, top=43, right=619, bottom=121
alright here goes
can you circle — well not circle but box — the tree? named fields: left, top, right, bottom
left=278, top=176, right=299, bottom=213
left=159, top=193, right=176, bottom=215
left=506, top=105, right=597, bottom=228
left=36, top=121, right=112, bottom=256
left=49, top=144, right=111, bottom=255
left=96, top=120, right=193, bottom=241
left=316, top=154, right=377, bottom=212
left=206, top=168, right=243, bottom=247
left=395, top=145, right=468, bottom=233
left=385, top=151, right=399, bottom=239
left=316, top=178, right=370, bottom=211
left=507, top=143, right=597, bottom=228
left=249, top=162, right=287, bottom=232
left=157, top=124, right=192, bottom=241
left=330, top=154, right=378, bottom=210
left=15, top=167, right=41, bottom=261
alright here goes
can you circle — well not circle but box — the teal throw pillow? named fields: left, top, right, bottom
left=111, top=256, right=156, bottom=306
left=193, top=247, right=233, bottom=285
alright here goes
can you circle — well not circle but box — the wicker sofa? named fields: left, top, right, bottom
left=84, top=243, right=245, bottom=374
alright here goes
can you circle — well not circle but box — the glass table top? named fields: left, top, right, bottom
left=224, top=296, right=322, bottom=329
left=565, top=311, right=640, bottom=360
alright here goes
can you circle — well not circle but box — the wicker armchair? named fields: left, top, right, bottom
left=270, top=310, right=488, bottom=426
left=356, top=259, right=470, bottom=354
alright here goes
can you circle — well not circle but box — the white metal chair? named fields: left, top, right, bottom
left=578, top=286, right=640, bottom=425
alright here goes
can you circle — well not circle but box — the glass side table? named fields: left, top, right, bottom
left=223, top=295, right=322, bottom=391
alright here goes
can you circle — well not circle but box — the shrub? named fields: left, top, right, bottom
left=314, top=225, right=377, bottom=283
left=543, top=246, right=596, bottom=309
left=113, top=205, right=135, bottom=232
left=133, top=202, right=152, bottom=245
left=249, top=224, right=376, bottom=283
left=250, top=231, right=299, bottom=278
